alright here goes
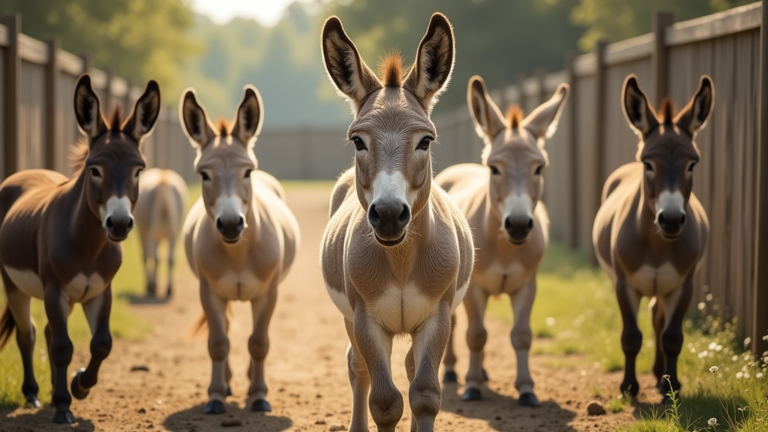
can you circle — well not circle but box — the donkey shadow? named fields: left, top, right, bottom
left=0, top=406, right=96, bottom=431
left=441, top=383, right=578, bottom=431
left=163, top=403, right=292, bottom=432
left=121, top=292, right=172, bottom=305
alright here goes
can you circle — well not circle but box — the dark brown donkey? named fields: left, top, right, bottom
left=593, top=74, right=713, bottom=401
left=0, top=75, right=160, bottom=423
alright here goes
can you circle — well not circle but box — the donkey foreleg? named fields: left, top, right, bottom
left=345, top=318, right=372, bottom=432
left=166, top=235, right=177, bottom=298
left=73, top=286, right=113, bottom=399
left=247, top=284, right=277, bottom=412
left=510, top=278, right=539, bottom=406
left=657, top=277, right=693, bottom=400
left=409, top=301, right=452, bottom=432
left=142, top=237, right=158, bottom=297
left=200, top=280, right=230, bottom=414
left=651, top=297, right=665, bottom=382
left=616, top=276, right=642, bottom=398
left=43, top=284, right=76, bottom=424
left=2, top=271, right=39, bottom=407
left=441, top=313, right=458, bottom=383
left=462, top=283, right=489, bottom=401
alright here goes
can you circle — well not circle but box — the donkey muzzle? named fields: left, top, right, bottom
left=105, top=215, right=134, bottom=242
left=657, top=210, right=686, bottom=239
left=368, top=201, right=410, bottom=246
left=505, top=215, right=534, bottom=245
left=216, top=215, right=245, bottom=243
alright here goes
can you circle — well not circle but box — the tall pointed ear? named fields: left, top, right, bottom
left=403, top=13, right=455, bottom=113
left=321, top=16, right=382, bottom=113
left=467, top=76, right=505, bottom=140
left=122, top=80, right=161, bottom=143
left=74, top=74, right=106, bottom=139
left=675, top=75, right=714, bottom=136
left=521, top=83, right=570, bottom=140
left=179, top=89, right=215, bottom=149
left=622, top=74, right=658, bottom=137
left=231, top=85, right=264, bottom=147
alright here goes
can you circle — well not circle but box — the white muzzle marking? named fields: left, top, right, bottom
left=368, top=171, right=411, bottom=208
left=99, top=196, right=132, bottom=228
left=214, top=195, right=247, bottom=228
left=501, top=193, right=533, bottom=221
left=656, top=191, right=684, bottom=215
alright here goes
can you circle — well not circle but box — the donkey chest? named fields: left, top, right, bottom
left=208, top=269, right=269, bottom=301
left=626, top=262, right=685, bottom=297
left=369, top=284, right=438, bottom=335
left=4, top=267, right=108, bottom=303
left=478, top=261, right=533, bottom=295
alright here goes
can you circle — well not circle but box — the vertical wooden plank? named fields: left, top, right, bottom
left=1, top=13, right=20, bottom=176
left=565, top=52, right=579, bottom=249
left=593, top=40, right=609, bottom=261
left=516, top=73, right=527, bottom=112
left=753, top=0, right=768, bottom=356
left=44, top=36, right=59, bottom=171
left=652, top=11, right=675, bottom=106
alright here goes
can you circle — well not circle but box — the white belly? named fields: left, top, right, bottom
left=326, top=284, right=354, bottom=321
left=372, top=284, right=437, bottom=334
left=627, top=262, right=683, bottom=297
left=482, top=261, right=530, bottom=295
left=4, top=267, right=44, bottom=299
left=64, top=273, right=108, bottom=303
left=210, top=270, right=269, bottom=301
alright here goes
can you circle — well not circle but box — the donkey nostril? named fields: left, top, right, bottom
left=525, top=218, right=534, bottom=233
left=216, top=218, right=225, bottom=233
left=127, top=218, right=134, bottom=230
left=504, top=217, right=512, bottom=231
left=106, top=217, right=114, bottom=229
left=679, top=213, right=687, bottom=226
left=237, top=216, right=245, bottom=232
left=657, top=213, right=667, bottom=228
left=368, top=205, right=381, bottom=226
left=398, top=205, right=410, bottom=225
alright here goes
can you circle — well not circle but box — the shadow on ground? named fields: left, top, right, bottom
left=163, top=402, right=292, bottom=432
left=0, top=406, right=96, bottom=431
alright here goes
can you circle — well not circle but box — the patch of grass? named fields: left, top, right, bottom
left=608, top=394, right=631, bottom=413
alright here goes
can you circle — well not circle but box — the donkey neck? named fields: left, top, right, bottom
left=69, top=173, right=110, bottom=257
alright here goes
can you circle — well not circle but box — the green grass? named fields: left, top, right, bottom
left=487, top=240, right=768, bottom=431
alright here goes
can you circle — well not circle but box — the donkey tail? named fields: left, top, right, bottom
left=188, top=303, right=233, bottom=338
left=0, top=305, right=16, bottom=350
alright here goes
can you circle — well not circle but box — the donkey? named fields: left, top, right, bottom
left=180, top=85, right=300, bottom=414
left=134, top=168, right=188, bottom=299
left=0, top=74, right=160, bottom=423
left=593, top=74, right=713, bottom=401
left=320, top=14, right=474, bottom=432
left=437, top=76, right=569, bottom=406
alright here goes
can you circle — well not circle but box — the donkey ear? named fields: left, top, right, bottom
left=74, top=74, right=106, bottom=139
left=622, top=75, right=658, bottom=137
left=122, top=80, right=161, bottom=143
left=179, top=89, right=215, bottom=149
left=321, top=16, right=382, bottom=113
left=403, top=13, right=455, bottom=112
left=521, top=83, right=569, bottom=140
left=231, top=85, right=264, bottom=147
left=675, top=75, right=714, bottom=135
left=467, top=76, right=505, bottom=140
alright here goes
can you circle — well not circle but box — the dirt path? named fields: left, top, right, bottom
left=1, top=186, right=662, bottom=432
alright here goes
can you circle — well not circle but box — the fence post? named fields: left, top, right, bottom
left=753, top=0, right=768, bottom=356
left=103, top=68, right=113, bottom=113
left=592, top=40, right=609, bottom=263
left=516, top=73, right=527, bottom=110
left=651, top=11, right=674, bottom=106
left=79, top=52, right=90, bottom=75
left=1, top=13, right=20, bottom=177
left=536, top=67, right=547, bottom=105
left=44, top=36, right=59, bottom=171
left=565, top=51, right=579, bottom=250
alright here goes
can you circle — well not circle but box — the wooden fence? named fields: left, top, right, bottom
left=0, top=3, right=766, bottom=353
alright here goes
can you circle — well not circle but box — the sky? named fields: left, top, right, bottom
left=187, top=0, right=316, bottom=26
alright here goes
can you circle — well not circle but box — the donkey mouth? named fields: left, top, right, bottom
left=222, top=237, right=241, bottom=245
left=374, top=231, right=407, bottom=247
left=107, top=233, right=129, bottom=243
left=509, top=238, right=527, bottom=246
left=660, top=231, right=681, bottom=241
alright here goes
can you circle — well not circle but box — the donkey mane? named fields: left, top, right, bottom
left=68, top=108, right=129, bottom=176
left=507, top=105, right=524, bottom=129
left=379, top=53, right=404, bottom=87
left=108, top=107, right=124, bottom=131
left=215, top=118, right=231, bottom=137
left=659, top=98, right=677, bottom=125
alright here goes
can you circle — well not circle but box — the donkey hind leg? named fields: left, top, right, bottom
left=510, top=278, right=539, bottom=407
left=651, top=297, right=666, bottom=383
left=462, top=283, right=489, bottom=401
left=2, top=271, right=39, bottom=407
left=43, top=285, right=76, bottom=423
left=72, top=287, right=113, bottom=401
left=248, top=284, right=277, bottom=412
left=658, top=277, right=694, bottom=402
left=200, top=280, right=230, bottom=414
left=165, top=235, right=178, bottom=299
left=142, top=237, right=158, bottom=298
left=353, top=309, right=401, bottom=432
left=409, top=301, right=452, bottom=432
left=345, top=318, right=372, bottom=432
left=616, top=278, right=643, bottom=398
left=441, top=313, right=458, bottom=383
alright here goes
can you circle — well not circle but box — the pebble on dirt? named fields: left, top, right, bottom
left=131, top=365, right=150, bottom=372
left=587, top=401, right=606, bottom=416
left=137, top=408, right=147, bottom=414
left=221, top=418, right=242, bottom=427
left=329, top=425, right=347, bottom=431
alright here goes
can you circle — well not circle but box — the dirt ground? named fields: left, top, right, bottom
left=0, top=186, right=663, bottom=432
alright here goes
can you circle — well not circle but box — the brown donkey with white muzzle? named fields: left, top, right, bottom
left=320, top=13, right=474, bottom=432
left=593, top=74, right=713, bottom=401
left=0, top=74, right=160, bottom=423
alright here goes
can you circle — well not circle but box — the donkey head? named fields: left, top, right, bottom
left=468, top=76, right=568, bottom=245
left=74, top=74, right=159, bottom=242
left=622, top=74, right=714, bottom=240
left=322, top=13, right=455, bottom=246
left=180, top=86, right=263, bottom=244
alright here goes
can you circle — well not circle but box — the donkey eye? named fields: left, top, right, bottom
left=134, top=168, right=143, bottom=178
left=416, top=136, right=433, bottom=151
left=200, top=172, right=211, bottom=181
left=244, top=169, right=253, bottom=178
left=89, top=167, right=102, bottom=178
left=643, top=161, right=654, bottom=172
left=489, top=165, right=500, bottom=175
left=688, top=162, right=697, bottom=172
left=534, top=165, right=543, bottom=176
left=351, top=136, right=367, bottom=151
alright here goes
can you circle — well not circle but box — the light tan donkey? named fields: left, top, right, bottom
left=320, top=13, right=474, bottom=432
left=437, top=76, right=569, bottom=406
left=593, top=75, right=712, bottom=401
left=134, top=168, right=188, bottom=299
left=180, top=86, right=300, bottom=414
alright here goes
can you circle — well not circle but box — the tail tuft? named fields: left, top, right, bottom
left=0, top=305, right=16, bottom=350
left=188, top=303, right=233, bottom=339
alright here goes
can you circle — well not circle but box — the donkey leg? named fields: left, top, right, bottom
left=43, top=285, right=75, bottom=424
left=2, top=271, right=39, bottom=407
left=345, top=318, right=371, bottom=432
left=72, top=287, right=113, bottom=400
left=651, top=297, right=666, bottom=383
left=510, top=278, right=539, bottom=407
left=248, top=284, right=277, bottom=412
left=462, top=283, right=489, bottom=401
left=143, top=237, right=158, bottom=297
left=200, top=280, right=229, bottom=414
left=166, top=235, right=177, bottom=298
left=658, top=277, right=693, bottom=401
left=616, top=277, right=642, bottom=398
left=441, top=313, right=458, bottom=383
left=353, top=308, right=401, bottom=432
left=409, top=300, right=452, bottom=432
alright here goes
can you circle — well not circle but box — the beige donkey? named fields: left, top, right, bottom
left=320, top=13, right=474, bottom=432
left=593, top=75, right=712, bottom=401
left=437, top=76, right=569, bottom=406
left=134, top=168, right=188, bottom=299
left=180, top=86, right=300, bottom=414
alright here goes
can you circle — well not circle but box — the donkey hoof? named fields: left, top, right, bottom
left=443, top=371, right=458, bottom=383
left=52, top=409, right=75, bottom=424
left=619, top=381, right=640, bottom=398
left=71, top=368, right=90, bottom=400
left=482, top=368, right=490, bottom=382
left=25, top=395, right=40, bottom=408
left=203, top=400, right=226, bottom=414
left=461, top=388, right=482, bottom=401
left=518, top=392, right=541, bottom=407
left=251, top=399, right=272, bottom=412
left=226, top=386, right=233, bottom=397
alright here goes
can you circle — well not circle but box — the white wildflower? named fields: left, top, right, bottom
left=708, top=418, right=718, bottom=427
left=709, top=366, right=719, bottom=373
